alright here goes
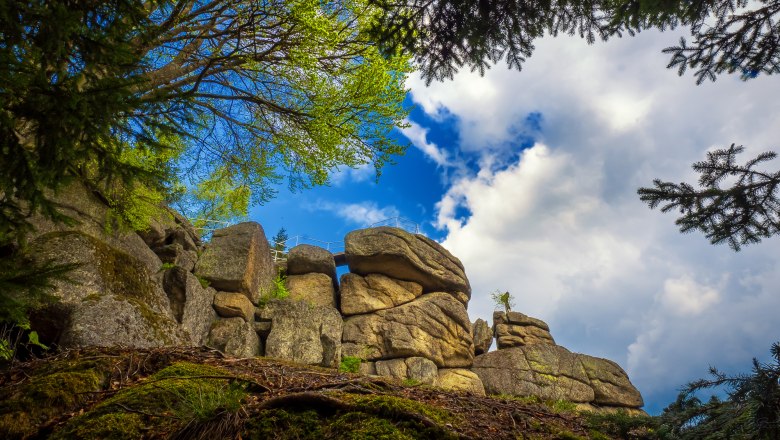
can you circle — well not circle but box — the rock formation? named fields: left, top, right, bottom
left=18, top=189, right=644, bottom=411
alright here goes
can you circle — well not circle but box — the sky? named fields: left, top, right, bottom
left=249, top=28, right=780, bottom=414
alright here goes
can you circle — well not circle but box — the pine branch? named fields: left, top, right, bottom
left=638, top=144, right=780, bottom=251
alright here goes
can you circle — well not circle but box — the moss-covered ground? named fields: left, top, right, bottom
left=0, top=347, right=659, bottom=439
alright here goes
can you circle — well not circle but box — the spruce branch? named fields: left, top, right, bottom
left=638, top=144, right=780, bottom=251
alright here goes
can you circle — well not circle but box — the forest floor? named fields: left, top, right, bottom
left=0, top=346, right=658, bottom=439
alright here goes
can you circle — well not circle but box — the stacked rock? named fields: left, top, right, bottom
left=255, top=244, right=343, bottom=368
left=195, top=222, right=276, bottom=357
left=339, top=227, right=485, bottom=395
left=469, top=309, right=645, bottom=412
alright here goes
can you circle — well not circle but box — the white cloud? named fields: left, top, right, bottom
left=401, top=120, right=450, bottom=167
left=411, top=29, right=780, bottom=413
left=660, top=275, right=721, bottom=315
left=329, top=163, right=374, bottom=186
left=307, top=200, right=400, bottom=227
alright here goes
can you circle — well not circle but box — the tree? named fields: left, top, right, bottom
left=638, top=145, right=780, bottom=251
left=658, top=342, right=780, bottom=439
left=491, top=290, right=516, bottom=313
left=270, top=227, right=289, bottom=261
left=1, top=0, right=411, bottom=239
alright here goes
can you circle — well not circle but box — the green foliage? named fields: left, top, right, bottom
left=491, top=290, right=515, bottom=313
left=550, top=399, right=577, bottom=414
left=0, top=245, right=77, bottom=360
left=0, top=0, right=190, bottom=242
left=271, top=228, right=289, bottom=260
left=272, top=273, right=290, bottom=300
left=638, top=144, right=780, bottom=251
left=339, top=356, right=363, bottom=373
left=657, top=342, right=780, bottom=439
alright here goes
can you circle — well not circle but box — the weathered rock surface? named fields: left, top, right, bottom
left=213, top=292, right=256, bottom=322
left=138, top=206, right=201, bottom=252
left=342, top=292, right=473, bottom=367
left=286, top=245, right=337, bottom=285
left=206, top=318, right=260, bottom=358
left=579, top=354, right=644, bottom=407
left=493, top=311, right=555, bottom=349
left=162, top=267, right=216, bottom=345
left=195, top=222, right=275, bottom=304
left=339, top=273, right=423, bottom=315
left=154, top=243, right=198, bottom=273
left=375, top=357, right=439, bottom=385
left=472, top=345, right=643, bottom=408
left=28, top=183, right=163, bottom=274
left=494, top=311, right=550, bottom=331
left=438, top=369, right=486, bottom=396
left=257, top=300, right=343, bottom=368
left=345, top=227, right=471, bottom=301
left=30, top=231, right=187, bottom=348
left=472, top=318, right=492, bottom=355
left=285, top=273, right=337, bottom=308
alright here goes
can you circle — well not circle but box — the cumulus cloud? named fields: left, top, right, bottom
left=410, top=29, right=780, bottom=413
left=329, top=163, right=374, bottom=186
left=307, top=200, right=400, bottom=227
left=401, top=120, right=450, bottom=167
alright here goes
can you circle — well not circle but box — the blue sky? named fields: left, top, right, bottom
left=249, top=29, right=780, bottom=415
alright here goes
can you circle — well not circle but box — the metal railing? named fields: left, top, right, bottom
left=368, top=217, right=422, bottom=234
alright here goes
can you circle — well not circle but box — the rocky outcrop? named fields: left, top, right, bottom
left=438, top=369, right=486, bottom=396
left=472, top=318, right=492, bottom=355
left=257, top=300, right=343, bottom=368
left=195, top=222, right=275, bottom=305
left=285, top=273, right=337, bottom=308
left=493, top=311, right=555, bottom=349
left=375, top=357, right=439, bottom=385
left=286, top=244, right=337, bottom=285
left=345, top=227, right=470, bottom=301
left=30, top=231, right=188, bottom=348
left=342, top=292, right=473, bottom=368
left=138, top=207, right=201, bottom=272
left=206, top=318, right=261, bottom=358
left=339, top=273, right=423, bottom=315
left=471, top=345, right=643, bottom=408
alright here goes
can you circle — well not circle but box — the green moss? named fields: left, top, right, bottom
left=51, top=413, right=144, bottom=440
left=82, top=293, right=102, bottom=302
left=344, top=394, right=454, bottom=427
left=53, top=361, right=247, bottom=438
left=339, top=356, right=362, bottom=373
left=402, top=378, right=421, bottom=386
left=549, top=399, right=577, bottom=414
left=0, top=358, right=110, bottom=439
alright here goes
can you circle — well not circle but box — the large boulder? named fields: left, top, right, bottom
left=194, top=222, right=275, bottom=305
left=257, top=300, right=343, bottom=368
left=286, top=245, right=337, bottom=285
left=472, top=318, right=492, bottom=355
left=493, top=311, right=555, bottom=349
left=162, top=267, right=217, bottom=345
left=285, top=273, right=337, bottom=308
left=375, top=357, right=439, bottom=385
left=579, top=354, right=644, bottom=408
left=437, top=369, right=486, bottom=396
left=471, top=345, right=644, bottom=409
left=342, top=292, right=473, bottom=368
left=206, top=318, right=260, bottom=358
left=339, top=273, right=423, bottom=315
left=212, top=292, right=256, bottom=322
left=28, top=182, right=162, bottom=274
left=30, top=231, right=188, bottom=348
left=472, top=346, right=595, bottom=403
left=344, top=227, right=471, bottom=301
